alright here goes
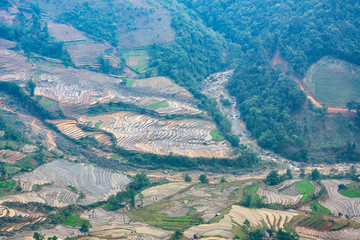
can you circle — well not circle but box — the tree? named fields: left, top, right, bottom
left=338, top=184, right=347, bottom=190
left=276, top=228, right=299, bottom=240
left=286, top=169, right=293, bottom=179
left=265, top=170, right=281, bottom=186
left=350, top=165, right=357, bottom=175
left=247, top=229, right=264, bottom=240
left=184, top=174, right=192, bottom=182
left=300, top=169, right=305, bottom=178
left=128, top=174, right=150, bottom=192
left=33, top=232, right=45, bottom=240
left=79, top=223, right=89, bottom=235
left=220, top=176, right=227, bottom=183
left=243, top=219, right=251, bottom=228
left=199, top=174, right=209, bottom=184
left=347, top=101, right=358, bottom=111
left=27, top=79, right=36, bottom=97
left=311, top=168, right=321, bottom=181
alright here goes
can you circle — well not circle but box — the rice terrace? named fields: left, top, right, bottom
left=0, top=0, right=360, bottom=239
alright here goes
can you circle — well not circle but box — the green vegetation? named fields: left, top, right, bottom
left=240, top=185, right=263, bottom=208
left=184, top=174, right=192, bottom=182
left=297, top=214, right=327, bottom=229
left=0, top=180, right=15, bottom=191
left=179, top=0, right=360, bottom=161
left=264, top=170, right=293, bottom=186
left=123, top=50, right=150, bottom=72
left=0, top=82, right=64, bottom=120
left=310, top=202, right=331, bottom=215
left=128, top=200, right=203, bottom=231
left=338, top=183, right=360, bottom=198
left=294, top=180, right=315, bottom=202
left=107, top=174, right=150, bottom=210
left=63, top=214, right=90, bottom=227
left=295, top=181, right=314, bottom=194
left=145, top=102, right=169, bottom=110
left=210, top=129, right=224, bottom=141
left=58, top=2, right=151, bottom=46
left=102, top=204, right=118, bottom=211
left=0, top=5, right=72, bottom=65
left=0, top=113, right=28, bottom=151
left=39, top=98, right=56, bottom=109
left=94, top=120, right=103, bottom=129
left=309, top=59, right=360, bottom=107
left=198, top=174, right=209, bottom=184
left=113, top=145, right=259, bottom=171
left=126, top=79, right=135, bottom=87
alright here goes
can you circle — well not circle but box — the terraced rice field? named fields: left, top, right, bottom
left=258, top=187, right=303, bottom=205
left=7, top=225, right=80, bottom=240
left=48, top=119, right=112, bottom=145
left=80, top=208, right=173, bottom=239
left=0, top=206, right=45, bottom=232
left=0, top=150, right=26, bottom=163
left=46, top=21, right=88, bottom=42
left=0, top=40, right=36, bottom=82
left=66, top=42, right=119, bottom=68
left=35, top=70, right=201, bottom=116
left=184, top=205, right=298, bottom=238
left=138, top=182, right=191, bottom=206
left=0, top=160, right=130, bottom=206
left=131, top=77, right=193, bottom=100
left=123, top=50, right=150, bottom=73
left=164, top=186, right=237, bottom=221
left=321, top=179, right=360, bottom=218
left=296, top=226, right=360, bottom=240
left=78, top=112, right=232, bottom=158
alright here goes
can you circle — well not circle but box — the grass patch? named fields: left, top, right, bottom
left=295, top=180, right=314, bottom=194
left=64, top=214, right=90, bottom=227
left=210, top=129, right=224, bottom=141
left=18, top=157, right=33, bottom=170
left=127, top=79, right=135, bottom=87
left=145, top=102, right=169, bottom=110
left=4, top=165, right=21, bottom=175
left=297, top=214, right=327, bottom=229
left=310, top=59, right=360, bottom=107
left=123, top=50, right=150, bottom=72
left=110, top=154, right=124, bottom=161
left=94, top=120, right=103, bottom=129
left=39, top=98, right=56, bottom=109
left=103, top=204, right=119, bottom=211
left=338, top=183, right=360, bottom=198
left=0, top=180, right=15, bottom=191
left=310, top=202, right=331, bottom=215
left=128, top=200, right=204, bottom=232
left=301, top=194, right=311, bottom=202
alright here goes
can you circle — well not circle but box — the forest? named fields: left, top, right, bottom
left=173, top=0, right=360, bottom=161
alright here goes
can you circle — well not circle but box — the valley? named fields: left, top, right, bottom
left=0, top=0, right=359, bottom=239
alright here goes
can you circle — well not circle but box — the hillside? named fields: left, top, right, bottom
left=0, top=0, right=360, bottom=239
left=179, top=0, right=360, bottom=162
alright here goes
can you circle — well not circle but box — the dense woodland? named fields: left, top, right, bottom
left=175, top=0, right=360, bottom=161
